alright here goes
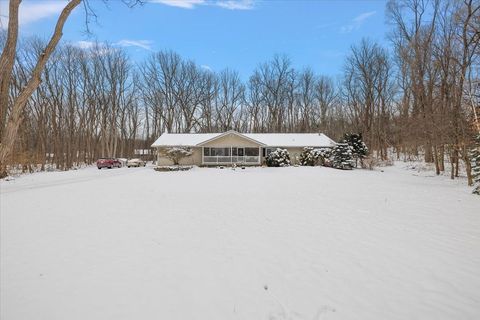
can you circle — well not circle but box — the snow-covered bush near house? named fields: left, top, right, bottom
left=1, top=165, right=480, bottom=320
left=299, top=147, right=333, bottom=166
left=154, top=165, right=193, bottom=172
left=266, top=148, right=290, bottom=167
left=299, top=147, right=321, bottom=166
left=332, top=143, right=354, bottom=170
left=161, top=146, right=193, bottom=165
left=315, top=147, right=333, bottom=160
left=315, top=147, right=334, bottom=166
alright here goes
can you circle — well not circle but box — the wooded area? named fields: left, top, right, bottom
left=0, top=0, right=479, bottom=185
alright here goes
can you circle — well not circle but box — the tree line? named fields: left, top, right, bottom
left=0, top=0, right=479, bottom=186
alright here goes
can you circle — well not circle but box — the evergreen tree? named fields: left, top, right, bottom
left=470, top=133, right=480, bottom=195
left=332, top=143, right=354, bottom=170
left=343, top=133, right=368, bottom=167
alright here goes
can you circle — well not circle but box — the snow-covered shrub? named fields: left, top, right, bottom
left=342, top=133, right=368, bottom=167
left=470, top=133, right=480, bottom=195
left=316, top=147, right=333, bottom=166
left=299, top=147, right=321, bottom=166
left=332, top=143, right=354, bottom=170
left=161, top=147, right=193, bottom=165
left=154, top=165, right=193, bottom=172
left=299, top=147, right=334, bottom=166
left=266, top=148, right=291, bottom=167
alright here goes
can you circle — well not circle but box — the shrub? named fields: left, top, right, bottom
left=266, top=148, right=291, bottom=167
left=299, top=147, right=320, bottom=166
left=299, top=147, right=334, bottom=166
left=154, top=165, right=193, bottom=172
left=332, top=143, right=354, bottom=170
left=161, top=147, right=193, bottom=165
left=316, top=147, right=333, bottom=166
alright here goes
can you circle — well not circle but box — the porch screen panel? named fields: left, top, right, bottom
left=245, top=148, right=259, bottom=156
left=210, top=148, right=230, bottom=156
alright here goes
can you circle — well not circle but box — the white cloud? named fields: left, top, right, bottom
left=354, top=11, right=377, bottom=23
left=116, top=39, right=153, bottom=51
left=340, top=11, right=376, bottom=33
left=73, top=39, right=154, bottom=52
left=216, top=0, right=254, bottom=10
left=150, top=0, right=255, bottom=10
left=0, top=0, right=68, bottom=28
left=72, top=41, right=116, bottom=56
left=74, top=40, right=96, bottom=49
left=150, top=0, right=206, bottom=9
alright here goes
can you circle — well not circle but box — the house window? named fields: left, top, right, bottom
left=264, top=147, right=276, bottom=157
left=210, top=148, right=230, bottom=156
left=245, top=147, right=259, bottom=156
left=204, top=147, right=210, bottom=156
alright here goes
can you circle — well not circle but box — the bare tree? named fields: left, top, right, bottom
left=161, top=147, right=193, bottom=165
left=342, top=38, right=394, bottom=158
left=0, top=0, right=81, bottom=176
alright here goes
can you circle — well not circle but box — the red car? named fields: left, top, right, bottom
left=96, top=158, right=122, bottom=169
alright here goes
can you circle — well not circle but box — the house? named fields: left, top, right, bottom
left=151, top=130, right=336, bottom=166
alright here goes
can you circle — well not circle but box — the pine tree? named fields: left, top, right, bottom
left=332, top=143, right=354, bottom=170
left=343, top=133, right=368, bottom=167
left=470, top=133, right=480, bottom=195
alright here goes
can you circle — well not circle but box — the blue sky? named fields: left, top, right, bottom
left=1, top=0, right=390, bottom=79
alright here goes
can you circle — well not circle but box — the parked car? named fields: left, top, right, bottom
left=127, top=158, right=146, bottom=168
left=97, top=158, right=122, bottom=169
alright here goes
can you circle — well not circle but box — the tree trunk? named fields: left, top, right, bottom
left=0, top=0, right=20, bottom=142
left=0, top=0, right=81, bottom=177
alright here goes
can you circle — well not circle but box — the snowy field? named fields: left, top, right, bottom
left=1, top=165, right=479, bottom=320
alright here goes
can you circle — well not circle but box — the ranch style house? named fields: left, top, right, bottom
left=151, top=130, right=336, bottom=166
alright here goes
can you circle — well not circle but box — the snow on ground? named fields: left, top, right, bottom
left=1, top=165, right=479, bottom=320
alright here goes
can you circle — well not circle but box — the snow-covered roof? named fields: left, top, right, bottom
left=151, top=133, right=219, bottom=147
left=245, top=133, right=335, bottom=147
left=151, top=131, right=336, bottom=148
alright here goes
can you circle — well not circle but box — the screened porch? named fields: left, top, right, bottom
left=202, top=147, right=261, bottom=165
